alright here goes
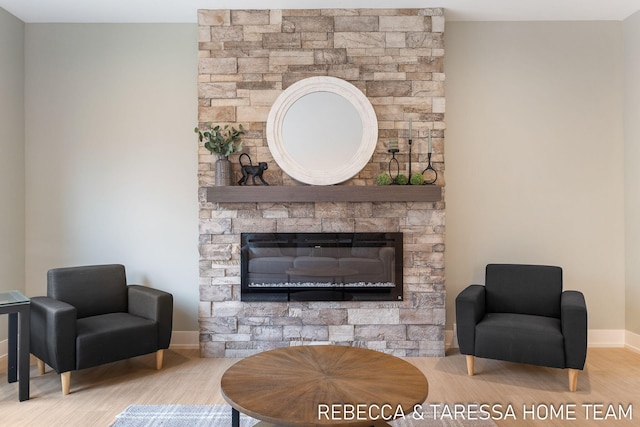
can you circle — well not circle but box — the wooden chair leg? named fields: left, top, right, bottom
left=568, top=368, right=579, bottom=392
left=61, top=372, right=71, bottom=395
left=37, top=358, right=45, bottom=375
left=466, top=355, right=475, bottom=376
left=156, top=349, right=164, bottom=370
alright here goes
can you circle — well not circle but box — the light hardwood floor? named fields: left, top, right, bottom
left=1, top=347, right=639, bottom=427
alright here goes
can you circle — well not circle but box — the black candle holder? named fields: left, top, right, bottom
left=407, top=138, right=413, bottom=184
left=422, top=152, right=438, bottom=185
left=388, top=148, right=400, bottom=181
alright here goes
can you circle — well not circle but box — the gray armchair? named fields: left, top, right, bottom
left=30, top=264, right=173, bottom=395
left=455, top=264, right=587, bottom=391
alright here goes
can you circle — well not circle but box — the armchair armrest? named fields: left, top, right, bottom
left=455, top=285, right=486, bottom=355
left=561, top=290, right=587, bottom=370
left=30, top=296, right=77, bottom=374
left=128, top=285, right=173, bottom=349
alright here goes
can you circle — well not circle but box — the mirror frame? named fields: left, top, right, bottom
left=266, top=76, right=379, bottom=186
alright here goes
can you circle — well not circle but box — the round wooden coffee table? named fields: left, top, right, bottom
left=220, top=345, right=428, bottom=426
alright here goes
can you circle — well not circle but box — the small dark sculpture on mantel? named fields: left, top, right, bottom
left=238, top=153, right=269, bottom=186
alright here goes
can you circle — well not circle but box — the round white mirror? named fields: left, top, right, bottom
left=266, top=76, right=378, bottom=186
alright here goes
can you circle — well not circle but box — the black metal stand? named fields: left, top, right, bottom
left=232, top=407, right=240, bottom=427
left=1, top=298, right=30, bottom=401
left=388, top=148, right=400, bottom=181
left=407, top=138, right=413, bottom=183
left=422, top=152, right=438, bottom=185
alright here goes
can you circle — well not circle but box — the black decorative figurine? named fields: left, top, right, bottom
left=238, top=153, right=269, bottom=186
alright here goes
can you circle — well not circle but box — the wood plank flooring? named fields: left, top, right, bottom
left=1, top=347, right=639, bottom=427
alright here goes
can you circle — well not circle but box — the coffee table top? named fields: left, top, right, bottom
left=220, top=345, right=428, bottom=426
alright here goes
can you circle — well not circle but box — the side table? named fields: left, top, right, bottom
left=0, top=290, right=30, bottom=401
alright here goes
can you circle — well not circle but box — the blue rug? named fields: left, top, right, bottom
left=111, top=404, right=498, bottom=427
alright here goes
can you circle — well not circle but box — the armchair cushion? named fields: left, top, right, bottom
left=475, top=313, right=565, bottom=369
left=76, top=313, right=158, bottom=369
left=47, top=264, right=127, bottom=318
left=485, top=264, right=562, bottom=318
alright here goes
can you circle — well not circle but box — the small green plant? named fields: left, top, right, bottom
left=410, top=173, right=425, bottom=185
left=195, top=123, right=244, bottom=157
left=376, top=173, right=393, bottom=186
left=395, top=174, right=408, bottom=185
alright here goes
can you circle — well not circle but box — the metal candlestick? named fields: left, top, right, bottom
left=388, top=148, right=400, bottom=181
left=422, top=152, right=438, bottom=185
left=407, top=138, right=413, bottom=183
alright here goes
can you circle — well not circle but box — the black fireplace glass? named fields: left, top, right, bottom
left=240, top=232, right=403, bottom=302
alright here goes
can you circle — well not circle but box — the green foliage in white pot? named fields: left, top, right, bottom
left=195, top=123, right=244, bottom=157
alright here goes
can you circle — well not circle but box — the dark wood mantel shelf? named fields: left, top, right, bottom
left=206, top=185, right=442, bottom=203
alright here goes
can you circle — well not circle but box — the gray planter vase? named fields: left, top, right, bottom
left=215, top=156, right=232, bottom=186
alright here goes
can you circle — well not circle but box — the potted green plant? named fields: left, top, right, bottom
left=195, top=123, right=244, bottom=186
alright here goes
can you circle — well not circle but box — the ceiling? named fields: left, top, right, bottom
left=1, top=0, right=639, bottom=23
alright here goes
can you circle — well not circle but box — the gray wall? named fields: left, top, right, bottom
left=0, top=8, right=25, bottom=342
left=24, top=24, right=199, bottom=331
left=444, top=21, right=626, bottom=332
left=624, top=11, right=640, bottom=335
left=2, top=14, right=639, bottom=340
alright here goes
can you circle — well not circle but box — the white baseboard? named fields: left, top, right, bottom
left=446, top=328, right=457, bottom=350
left=588, top=329, right=626, bottom=348
left=625, top=330, right=640, bottom=353
left=0, top=331, right=200, bottom=359
left=165, top=330, right=638, bottom=353
left=447, top=328, right=636, bottom=351
left=169, top=331, right=200, bottom=349
left=2, top=329, right=638, bottom=358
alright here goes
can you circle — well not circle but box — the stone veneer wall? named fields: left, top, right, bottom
left=198, top=8, right=446, bottom=357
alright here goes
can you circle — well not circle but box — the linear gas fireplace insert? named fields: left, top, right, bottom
left=240, top=232, right=403, bottom=302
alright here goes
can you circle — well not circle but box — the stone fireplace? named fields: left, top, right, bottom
left=198, top=8, right=446, bottom=357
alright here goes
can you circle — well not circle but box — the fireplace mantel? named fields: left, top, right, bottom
left=207, top=185, right=442, bottom=203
